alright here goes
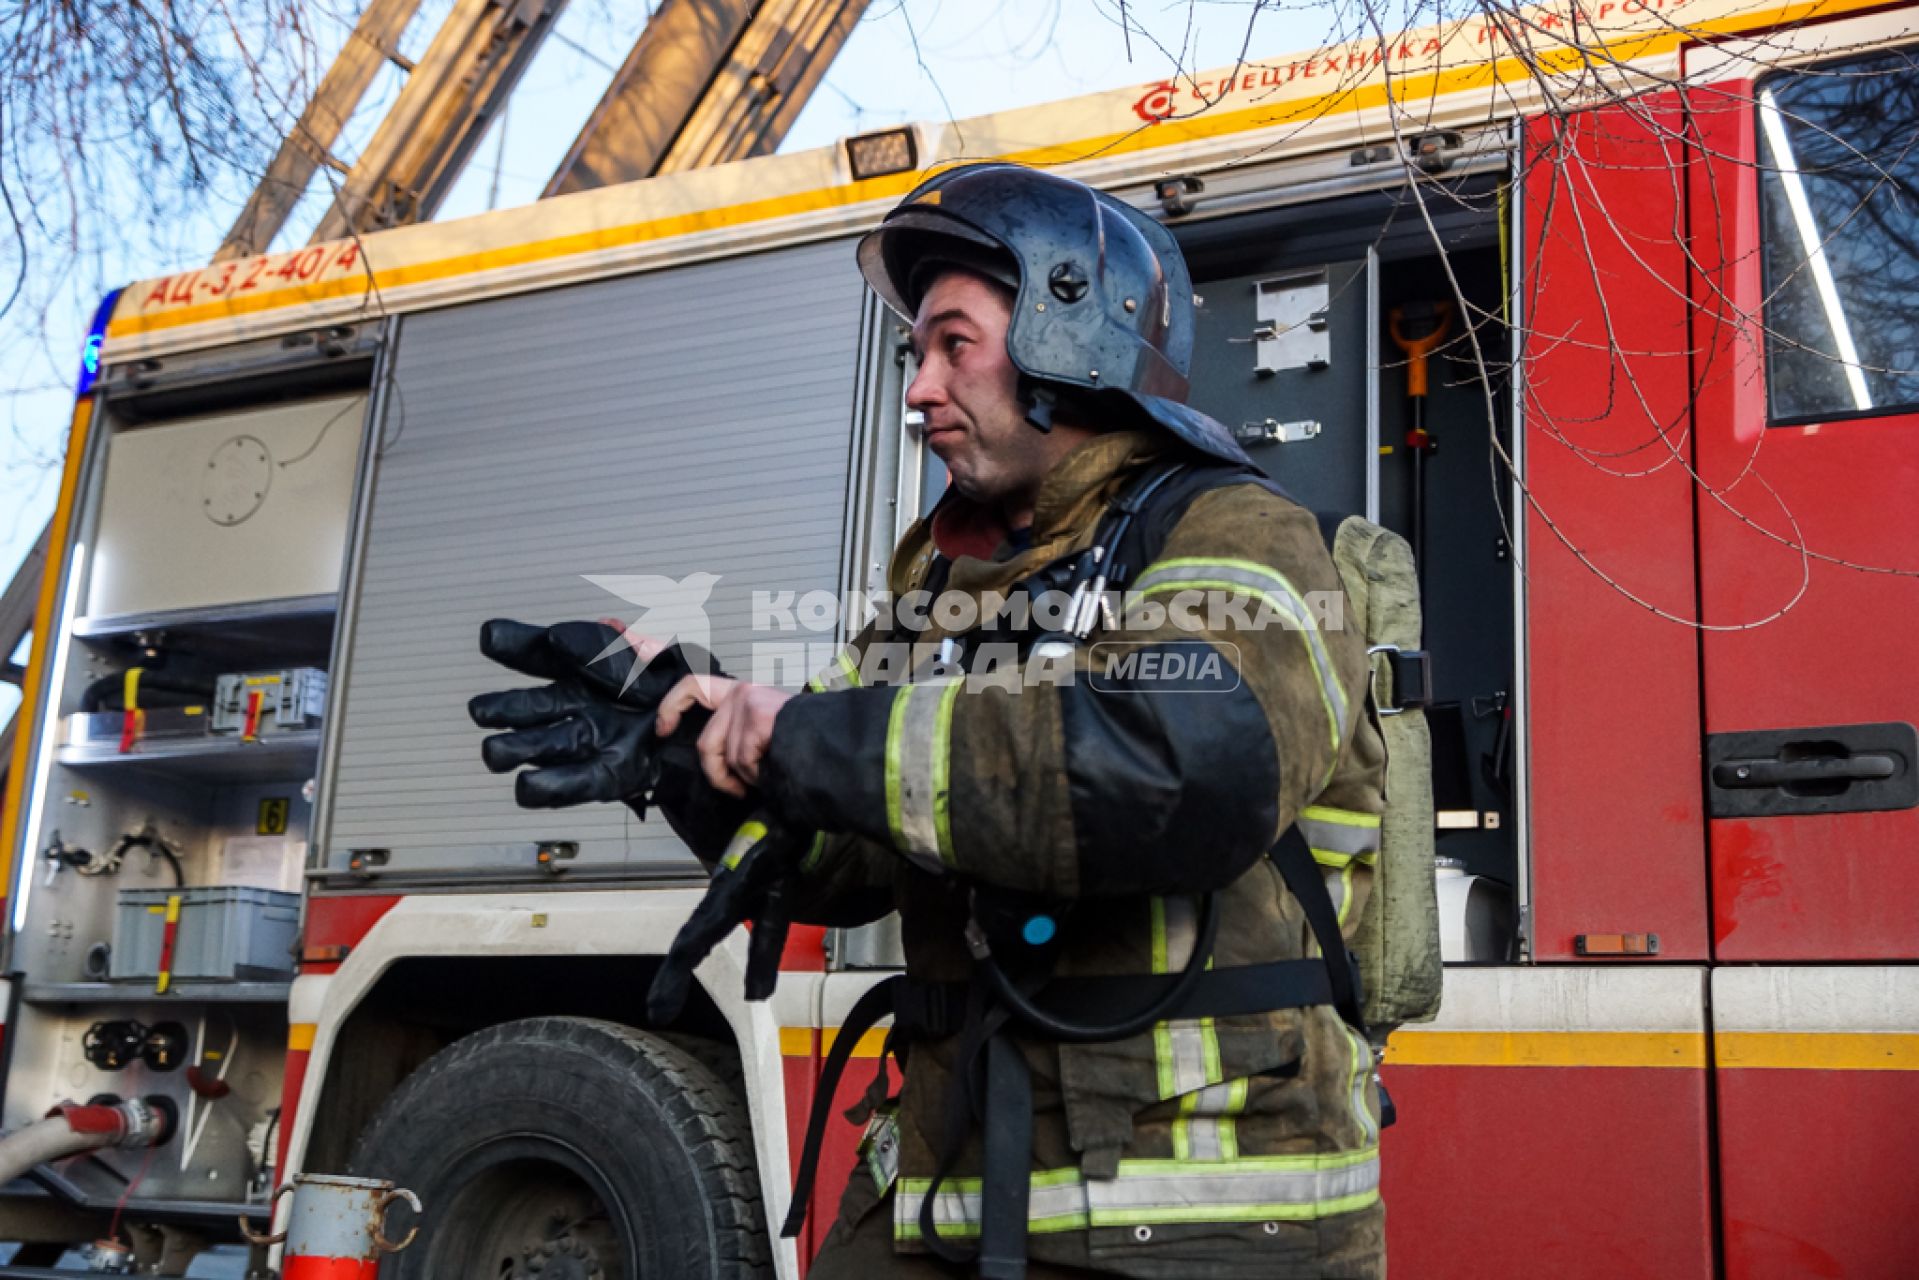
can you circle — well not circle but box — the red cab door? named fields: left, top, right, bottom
left=1687, top=47, right=1919, bottom=963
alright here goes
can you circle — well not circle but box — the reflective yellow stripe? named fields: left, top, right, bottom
left=1345, top=1025, right=1378, bottom=1145
left=720, top=820, right=768, bottom=871
left=1151, top=896, right=1176, bottom=1099
left=1173, top=1078, right=1248, bottom=1161
left=798, top=830, right=830, bottom=873
left=884, top=677, right=961, bottom=872
left=882, top=688, right=913, bottom=853
left=1299, top=806, right=1381, bottom=868
left=896, top=1147, right=1380, bottom=1240
left=929, top=678, right=961, bottom=864
left=1149, top=896, right=1218, bottom=1099
left=1134, top=557, right=1346, bottom=781
left=287, top=1024, right=316, bottom=1052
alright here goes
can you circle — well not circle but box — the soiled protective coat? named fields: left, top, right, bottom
left=743, top=430, right=1387, bottom=1278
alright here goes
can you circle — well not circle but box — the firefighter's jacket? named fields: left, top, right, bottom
left=752, top=430, right=1387, bottom=1277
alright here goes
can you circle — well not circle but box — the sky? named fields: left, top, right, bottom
left=0, top=0, right=1341, bottom=720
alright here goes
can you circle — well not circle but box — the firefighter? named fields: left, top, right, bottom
left=476, top=162, right=1388, bottom=1278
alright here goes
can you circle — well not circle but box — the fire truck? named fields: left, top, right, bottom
left=0, top=0, right=1914, bottom=1273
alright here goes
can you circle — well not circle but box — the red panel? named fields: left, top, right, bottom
left=1382, top=1063, right=1713, bottom=1278
left=782, top=1037, right=820, bottom=1270
left=1521, top=100, right=1709, bottom=960
left=780, top=924, right=827, bottom=972
left=300, top=895, right=401, bottom=973
left=277, top=1047, right=310, bottom=1181
left=1717, top=1067, right=1919, bottom=1278
left=282, top=1259, right=375, bottom=1280
left=804, top=1049, right=887, bottom=1267
left=1687, top=82, right=1919, bottom=961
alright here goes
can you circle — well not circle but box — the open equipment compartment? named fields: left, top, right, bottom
left=1168, top=159, right=1522, bottom=963
left=2, top=340, right=373, bottom=1212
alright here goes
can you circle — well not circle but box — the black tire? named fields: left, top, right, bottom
left=347, top=1017, right=770, bottom=1280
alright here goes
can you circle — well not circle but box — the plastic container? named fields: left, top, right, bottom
left=1434, top=857, right=1516, bottom=963
left=109, top=886, right=300, bottom=982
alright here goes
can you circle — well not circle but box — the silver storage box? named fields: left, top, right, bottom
left=109, top=887, right=300, bottom=982
left=210, top=668, right=328, bottom=736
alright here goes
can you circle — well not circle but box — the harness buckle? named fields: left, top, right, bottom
left=1367, top=644, right=1431, bottom=716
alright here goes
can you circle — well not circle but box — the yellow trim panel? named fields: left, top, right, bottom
left=101, top=0, right=1889, bottom=361
left=1716, top=1031, right=1919, bottom=1072
left=1386, top=1029, right=1707, bottom=1069
left=0, top=399, right=94, bottom=895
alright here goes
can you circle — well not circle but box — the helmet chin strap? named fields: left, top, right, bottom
left=1020, top=377, right=1058, bottom=433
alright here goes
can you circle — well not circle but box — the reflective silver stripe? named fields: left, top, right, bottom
left=720, top=820, right=768, bottom=871
left=1082, top=1156, right=1379, bottom=1220
left=1175, top=1081, right=1242, bottom=1161
left=885, top=676, right=960, bottom=874
left=1322, top=866, right=1348, bottom=931
left=806, top=646, right=864, bottom=693
left=896, top=1150, right=1380, bottom=1239
left=1345, top=1025, right=1379, bottom=1145
left=1297, top=807, right=1381, bottom=863
left=1152, top=897, right=1212, bottom=1098
left=1133, top=558, right=1348, bottom=771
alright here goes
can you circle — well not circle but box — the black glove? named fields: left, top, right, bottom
left=468, top=619, right=719, bottom=810
left=647, top=816, right=809, bottom=1022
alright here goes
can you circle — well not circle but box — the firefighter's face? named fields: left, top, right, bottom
left=907, top=270, right=1079, bottom=517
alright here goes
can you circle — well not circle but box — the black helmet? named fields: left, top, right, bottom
left=857, top=162, right=1249, bottom=464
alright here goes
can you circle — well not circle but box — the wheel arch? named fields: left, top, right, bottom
left=281, top=891, right=809, bottom=1275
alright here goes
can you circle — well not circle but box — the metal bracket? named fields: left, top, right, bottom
left=1408, top=130, right=1465, bottom=174
left=1233, top=419, right=1321, bottom=447
left=346, top=848, right=390, bottom=880
left=536, top=840, right=580, bottom=875
left=1253, top=269, right=1332, bottom=374
left=1154, top=174, right=1204, bottom=216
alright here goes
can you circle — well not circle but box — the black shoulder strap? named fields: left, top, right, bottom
left=1110, top=459, right=1368, bottom=1034
left=1268, top=825, right=1366, bottom=1032
left=1109, top=458, right=1291, bottom=590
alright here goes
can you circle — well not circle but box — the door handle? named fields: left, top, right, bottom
left=1713, top=753, right=1898, bottom=789
left=1705, top=722, right=1917, bottom=818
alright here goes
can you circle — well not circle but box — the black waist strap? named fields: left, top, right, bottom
left=778, top=955, right=1338, bottom=1241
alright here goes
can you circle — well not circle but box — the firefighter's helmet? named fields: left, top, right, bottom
left=856, top=162, right=1249, bottom=463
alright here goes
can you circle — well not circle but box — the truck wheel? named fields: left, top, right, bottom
left=347, top=1017, right=770, bottom=1279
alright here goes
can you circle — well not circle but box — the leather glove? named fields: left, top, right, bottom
left=647, top=815, right=808, bottom=1022
left=468, top=619, right=720, bottom=810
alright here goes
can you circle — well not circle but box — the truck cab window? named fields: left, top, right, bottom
left=1758, top=48, right=1919, bottom=425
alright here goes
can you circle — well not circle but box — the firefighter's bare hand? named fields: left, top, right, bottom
left=657, top=676, right=794, bottom=798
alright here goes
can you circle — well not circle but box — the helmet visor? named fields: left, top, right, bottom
left=857, top=210, right=1020, bottom=320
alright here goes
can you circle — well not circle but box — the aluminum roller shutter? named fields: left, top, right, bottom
left=326, top=238, right=867, bottom=877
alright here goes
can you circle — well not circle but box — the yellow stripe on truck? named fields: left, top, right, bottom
left=0, top=399, right=95, bottom=896
left=104, top=0, right=1884, bottom=345
left=1716, top=1032, right=1919, bottom=1072
left=1385, top=1030, right=1707, bottom=1070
